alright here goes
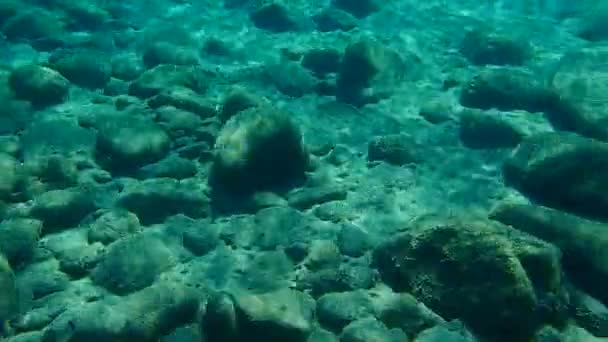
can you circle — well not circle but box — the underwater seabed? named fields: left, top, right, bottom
left=0, top=0, right=608, bottom=341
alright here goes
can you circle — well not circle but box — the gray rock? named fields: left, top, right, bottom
left=491, top=203, right=608, bottom=307
left=16, top=260, right=70, bottom=300
left=117, top=178, right=209, bottom=225
left=137, top=155, right=197, bottom=180
left=287, top=185, right=348, bottom=210
left=414, top=320, right=477, bottom=342
left=87, top=209, right=141, bottom=245
left=0, top=218, right=41, bottom=267
left=0, top=153, right=19, bottom=200
left=41, top=281, right=200, bottom=341
left=0, top=254, right=17, bottom=329
left=30, top=188, right=96, bottom=232
left=9, top=65, right=69, bottom=108
left=373, top=215, right=566, bottom=340
left=316, top=290, right=375, bottom=332
left=147, top=87, right=216, bottom=118
left=209, top=106, right=309, bottom=196
left=368, top=134, right=422, bottom=165
left=337, top=223, right=372, bottom=258
left=503, top=132, right=608, bottom=220
left=128, top=64, right=208, bottom=99
left=91, top=234, right=175, bottom=294
left=49, top=50, right=112, bottom=89
left=377, top=292, right=444, bottom=337
left=234, top=288, right=315, bottom=341
left=459, top=109, right=523, bottom=149
left=340, top=317, right=408, bottom=342
left=95, top=115, right=171, bottom=172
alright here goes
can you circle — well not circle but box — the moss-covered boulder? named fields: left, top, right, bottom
left=9, top=65, right=70, bottom=108
left=373, top=215, right=566, bottom=341
left=504, top=131, right=608, bottom=221
left=209, top=106, right=309, bottom=196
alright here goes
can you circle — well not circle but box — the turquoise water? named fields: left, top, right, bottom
left=0, top=0, right=607, bottom=341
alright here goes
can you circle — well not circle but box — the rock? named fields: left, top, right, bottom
left=336, top=223, right=372, bottom=257
left=87, top=209, right=141, bottom=245
left=368, top=134, right=423, bottom=165
left=491, top=203, right=608, bottom=307
left=373, top=215, right=566, bottom=341
left=414, top=320, right=477, bottom=342
left=137, top=155, right=197, bottom=180
left=332, top=0, right=380, bottom=18
left=237, top=250, right=294, bottom=292
left=16, top=259, right=70, bottom=300
left=201, top=292, right=239, bottom=342
left=312, top=8, right=357, bottom=32
left=2, top=9, right=64, bottom=43
left=95, top=115, right=171, bottom=173
left=266, top=61, right=316, bottom=98
left=175, top=218, right=219, bottom=257
left=30, top=188, right=96, bottom=233
left=209, top=106, right=309, bottom=196
left=0, top=254, right=18, bottom=328
left=0, top=0, right=18, bottom=27
left=219, top=87, right=261, bottom=122
left=547, top=46, right=608, bottom=140
left=459, top=67, right=549, bottom=112
left=57, top=243, right=104, bottom=278
left=576, top=2, right=608, bottom=41
left=9, top=65, right=69, bottom=108
left=110, top=53, right=144, bottom=81
left=296, top=264, right=377, bottom=297
left=287, top=185, right=348, bottom=210
left=316, top=290, right=375, bottom=332
left=148, top=87, right=216, bottom=118
left=460, top=67, right=605, bottom=140
left=61, top=2, right=110, bottom=31
left=569, top=289, right=608, bottom=337
left=142, top=42, right=198, bottom=69
left=460, top=28, right=531, bottom=66
left=250, top=3, right=301, bottom=33
left=0, top=218, right=41, bottom=267
left=49, top=50, right=112, bottom=89
left=340, top=317, right=408, bottom=342
left=117, top=281, right=200, bottom=340
left=91, top=234, right=176, bottom=294
left=301, top=48, right=342, bottom=76
left=376, top=292, right=444, bottom=336
left=503, top=132, right=608, bottom=220
left=128, top=64, right=208, bottom=99
left=458, top=109, right=523, bottom=149
left=41, top=281, right=199, bottom=341
left=336, top=38, right=405, bottom=107
left=117, top=178, right=209, bottom=225
left=307, top=328, right=338, bottom=342
left=0, top=152, right=19, bottom=200
left=233, top=288, right=315, bottom=341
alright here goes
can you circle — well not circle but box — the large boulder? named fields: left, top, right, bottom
left=373, top=215, right=567, bottom=341
left=209, top=106, right=309, bottom=196
left=491, top=203, right=608, bottom=306
left=504, top=131, right=608, bottom=221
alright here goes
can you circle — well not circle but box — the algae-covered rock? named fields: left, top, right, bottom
left=504, top=131, right=608, bottom=221
left=373, top=215, right=566, bottom=341
left=209, top=106, right=309, bottom=196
